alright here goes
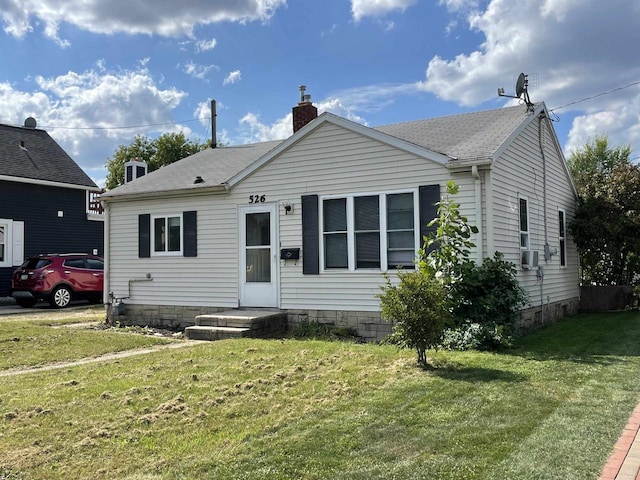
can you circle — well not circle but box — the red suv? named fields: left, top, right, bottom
left=10, top=254, right=104, bottom=308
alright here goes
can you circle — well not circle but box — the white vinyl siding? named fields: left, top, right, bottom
left=234, top=122, right=469, bottom=312
left=490, top=116, right=579, bottom=307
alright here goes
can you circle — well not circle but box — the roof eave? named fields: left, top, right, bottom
left=101, top=184, right=228, bottom=203
left=0, top=174, right=99, bottom=191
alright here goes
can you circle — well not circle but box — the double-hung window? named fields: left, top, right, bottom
left=0, top=224, right=5, bottom=265
left=558, top=209, right=567, bottom=267
left=153, top=215, right=182, bottom=255
left=0, top=219, right=24, bottom=268
left=322, top=191, right=417, bottom=271
left=519, top=197, right=530, bottom=249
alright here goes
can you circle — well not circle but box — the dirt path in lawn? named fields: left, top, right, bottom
left=0, top=340, right=205, bottom=378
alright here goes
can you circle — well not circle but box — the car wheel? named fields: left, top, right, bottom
left=16, top=298, right=37, bottom=308
left=50, top=285, right=72, bottom=308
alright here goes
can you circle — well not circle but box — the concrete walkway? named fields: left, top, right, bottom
left=600, top=402, right=640, bottom=480
left=0, top=341, right=204, bottom=378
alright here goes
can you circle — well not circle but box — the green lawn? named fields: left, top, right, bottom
left=1, top=311, right=640, bottom=479
left=0, top=307, right=175, bottom=370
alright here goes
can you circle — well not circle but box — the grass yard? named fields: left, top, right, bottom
left=0, top=307, right=176, bottom=371
left=2, top=311, right=640, bottom=479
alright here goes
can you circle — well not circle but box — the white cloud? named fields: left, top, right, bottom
left=0, top=64, right=189, bottom=171
left=351, top=0, right=418, bottom=21
left=0, top=0, right=287, bottom=42
left=196, top=37, right=217, bottom=52
left=223, top=70, right=242, bottom=86
left=237, top=97, right=369, bottom=144
left=418, top=0, right=640, bottom=156
left=183, top=61, right=217, bottom=80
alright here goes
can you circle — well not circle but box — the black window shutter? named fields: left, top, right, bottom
left=419, top=185, right=440, bottom=252
left=138, top=214, right=151, bottom=258
left=301, top=195, right=320, bottom=275
left=183, top=210, right=197, bottom=257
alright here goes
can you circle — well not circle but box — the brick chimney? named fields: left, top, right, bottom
left=292, top=85, right=318, bottom=133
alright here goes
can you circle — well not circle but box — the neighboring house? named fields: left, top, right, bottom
left=100, top=97, right=579, bottom=340
left=0, top=118, right=104, bottom=297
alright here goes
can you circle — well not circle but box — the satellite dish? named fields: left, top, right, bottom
left=23, top=117, right=37, bottom=129
left=515, top=73, right=526, bottom=98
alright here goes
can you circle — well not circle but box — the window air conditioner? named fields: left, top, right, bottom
left=521, top=250, right=539, bottom=269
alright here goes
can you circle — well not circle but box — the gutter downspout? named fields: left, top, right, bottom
left=472, top=165, right=483, bottom=264
left=485, top=168, right=495, bottom=257
left=103, top=201, right=110, bottom=309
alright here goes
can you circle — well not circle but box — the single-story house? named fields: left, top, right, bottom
left=100, top=96, right=579, bottom=340
left=0, top=118, right=104, bottom=297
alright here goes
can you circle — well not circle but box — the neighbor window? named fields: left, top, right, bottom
left=519, top=197, right=529, bottom=249
left=153, top=215, right=182, bottom=254
left=322, top=191, right=417, bottom=271
left=558, top=209, right=567, bottom=267
left=0, top=225, right=5, bottom=263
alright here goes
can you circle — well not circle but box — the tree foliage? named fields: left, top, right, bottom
left=567, top=135, right=640, bottom=285
left=379, top=181, right=526, bottom=364
left=104, top=132, right=210, bottom=190
left=419, top=180, right=478, bottom=282
left=379, top=269, right=451, bottom=366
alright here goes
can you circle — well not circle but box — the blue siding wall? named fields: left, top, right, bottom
left=0, top=180, right=104, bottom=296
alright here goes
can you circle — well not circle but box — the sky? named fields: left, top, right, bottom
left=1, top=0, right=639, bottom=188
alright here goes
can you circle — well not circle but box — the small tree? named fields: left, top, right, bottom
left=419, top=180, right=478, bottom=282
left=379, top=269, right=451, bottom=366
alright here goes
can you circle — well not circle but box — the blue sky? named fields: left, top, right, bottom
left=1, top=0, right=639, bottom=187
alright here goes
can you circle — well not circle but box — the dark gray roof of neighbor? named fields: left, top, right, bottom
left=102, top=104, right=535, bottom=199
left=101, top=140, right=283, bottom=199
left=0, top=122, right=98, bottom=188
left=374, top=104, right=533, bottom=162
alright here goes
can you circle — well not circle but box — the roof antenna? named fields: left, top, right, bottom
left=498, top=73, right=534, bottom=110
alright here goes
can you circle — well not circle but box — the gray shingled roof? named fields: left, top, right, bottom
left=101, top=140, right=283, bottom=199
left=102, top=104, right=533, bottom=199
left=374, top=104, right=531, bottom=162
left=0, top=123, right=98, bottom=188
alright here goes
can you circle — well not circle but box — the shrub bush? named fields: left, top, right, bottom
left=378, top=269, right=451, bottom=366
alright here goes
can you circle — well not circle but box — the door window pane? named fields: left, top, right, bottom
left=246, top=213, right=270, bottom=246
left=246, top=248, right=271, bottom=282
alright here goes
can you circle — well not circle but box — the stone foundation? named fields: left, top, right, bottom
left=109, top=303, right=392, bottom=341
left=517, top=296, right=580, bottom=332
left=111, top=296, right=580, bottom=341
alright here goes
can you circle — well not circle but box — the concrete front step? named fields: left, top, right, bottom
left=194, top=309, right=284, bottom=327
left=184, top=309, right=286, bottom=341
left=184, top=325, right=251, bottom=341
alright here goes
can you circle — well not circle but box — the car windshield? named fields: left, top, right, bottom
left=21, top=258, right=51, bottom=270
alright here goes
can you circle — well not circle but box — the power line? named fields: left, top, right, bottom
left=550, top=80, right=640, bottom=112
left=37, top=116, right=210, bottom=131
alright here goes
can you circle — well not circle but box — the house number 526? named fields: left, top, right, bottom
left=249, top=195, right=266, bottom=204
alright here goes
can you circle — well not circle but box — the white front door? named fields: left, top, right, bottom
left=239, top=204, right=278, bottom=307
